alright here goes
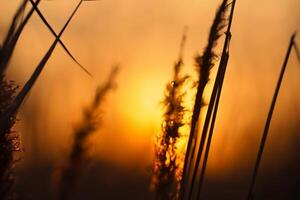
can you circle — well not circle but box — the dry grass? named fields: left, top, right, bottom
left=151, top=29, right=188, bottom=200
left=58, top=66, right=118, bottom=200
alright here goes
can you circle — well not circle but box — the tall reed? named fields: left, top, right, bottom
left=58, top=66, right=118, bottom=200
left=152, top=30, right=188, bottom=200
left=179, top=1, right=229, bottom=199
left=247, top=33, right=298, bottom=200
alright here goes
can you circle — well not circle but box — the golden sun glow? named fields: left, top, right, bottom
left=119, top=75, right=165, bottom=132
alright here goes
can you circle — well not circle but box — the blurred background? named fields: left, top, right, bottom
left=0, top=0, right=300, bottom=199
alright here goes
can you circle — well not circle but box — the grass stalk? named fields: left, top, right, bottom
left=196, top=51, right=229, bottom=199
left=193, top=1, right=236, bottom=198
left=247, top=33, right=297, bottom=200
left=179, top=1, right=229, bottom=199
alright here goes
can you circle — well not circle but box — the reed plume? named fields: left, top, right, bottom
left=180, top=1, right=229, bottom=199
left=59, top=66, right=118, bottom=200
left=151, top=30, right=188, bottom=200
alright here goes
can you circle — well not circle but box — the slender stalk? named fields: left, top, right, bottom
left=247, top=33, right=297, bottom=200
left=197, top=51, right=229, bottom=199
left=194, top=1, right=236, bottom=198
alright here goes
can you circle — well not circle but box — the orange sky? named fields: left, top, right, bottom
left=0, top=0, right=300, bottom=176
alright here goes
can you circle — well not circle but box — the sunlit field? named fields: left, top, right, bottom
left=0, top=0, right=300, bottom=199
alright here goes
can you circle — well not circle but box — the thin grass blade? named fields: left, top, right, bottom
left=247, top=33, right=297, bottom=200
left=28, top=0, right=92, bottom=77
left=12, top=0, right=85, bottom=112
left=0, top=0, right=42, bottom=76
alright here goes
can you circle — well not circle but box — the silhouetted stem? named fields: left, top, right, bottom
left=197, top=52, right=229, bottom=200
left=247, top=33, right=297, bottom=200
left=179, top=2, right=229, bottom=199
left=186, top=1, right=235, bottom=199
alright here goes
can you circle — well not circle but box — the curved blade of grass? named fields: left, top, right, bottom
left=0, top=0, right=41, bottom=76
left=247, top=33, right=297, bottom=200
left=13, top=0, right=84, bottom=112
left=28, top=0, right=92, bottom=77
left=1, top=0, right=28, bottom=49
